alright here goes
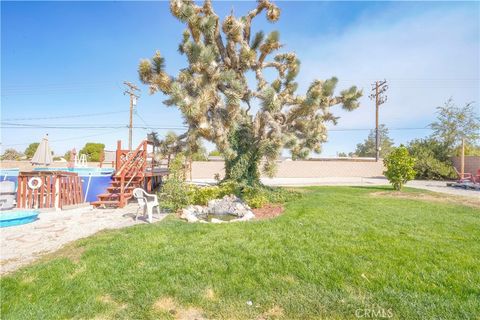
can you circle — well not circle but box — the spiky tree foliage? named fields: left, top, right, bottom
left=139, top=0, right=362, bottom=185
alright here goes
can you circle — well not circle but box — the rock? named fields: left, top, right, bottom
left=185, top=214, right=199, bottom=223
left=241, top=211, right=255, bottom=221
left=180, top=208, right=193, bottom=219
left=181, top=194, right=254, bottom=223
left=193, top=205, right=204, bottom=214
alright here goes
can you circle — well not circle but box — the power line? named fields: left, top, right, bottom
left=2, top=122, right=429, bottom=131
left=2, top=110, right=129, bottom=121
left=1, top=125, right=187, bottom=130
left=3, top=80, right=118, bottom=89
left=1, top=129, right=125, bottom=147
left=134, top=111, right=153, bottom=132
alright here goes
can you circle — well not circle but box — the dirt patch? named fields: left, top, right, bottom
left=176, top=307, right=206, bottom=320
left=281, top=275, right=297, bottom=284
left=253, top=204, right=285, bottom=220
left=46, top=245, right=86, bottom=264
left=204, top=288, right=216, bottom=301
left=21, top=275, right=36, bottom=284
left=153, top=297, right=177, bottom=314
left=257, top=305, right=284, bottom=319
left=153, top=297, right=206, bottom=319
left=97, top=294, right=127, bottom=311
left=370, top=191, right=480, bottom=209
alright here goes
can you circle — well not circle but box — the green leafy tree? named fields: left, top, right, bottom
left=24, top=143, right=39, bottom=159
left=138, top=0, right=362, bottom=186
left=354, top=124, right=394, bottom=158
left=430, top=99, right=480, bottom=155
left=1, top=148, right=23, bottom=160
left=79, top=143, right=105, bottom=162
left=407, top=138, right=456, bottom=180
left=208, top=149, right=221, bottom=157
left=456, top=145, right=480, bottom=156
left=64, top=150, right=72, bottom=161
left=383, top=145, right=416, bottom=191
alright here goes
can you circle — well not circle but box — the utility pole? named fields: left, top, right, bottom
left=369, top=80, right=388, bottom=162
left=123, top=81, right=140, bottom=150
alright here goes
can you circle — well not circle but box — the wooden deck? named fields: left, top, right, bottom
left=92, top=139, right=169, bottom=208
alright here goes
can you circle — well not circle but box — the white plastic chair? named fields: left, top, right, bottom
left=133, top=188, right=160, bottom=223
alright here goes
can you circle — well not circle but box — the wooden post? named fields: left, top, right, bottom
left=369, top=80, right=388, bottom=162
left=123, top=82, right=140, bottom=151
left=375, top=81, right=379, bottom=162
left=116, top=140, right=122, bottom=171
left=120, top=175, right=125, bottom=208
left=461, top=137, right=465, bottom=177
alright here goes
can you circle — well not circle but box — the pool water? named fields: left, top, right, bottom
left=0, top=210, right=39, bottom=228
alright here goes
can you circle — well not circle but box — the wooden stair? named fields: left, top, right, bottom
left=92, top=141, right=148, bottom=208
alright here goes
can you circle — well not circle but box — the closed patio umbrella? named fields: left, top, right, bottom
left=31, top=134, right=53, bottom=166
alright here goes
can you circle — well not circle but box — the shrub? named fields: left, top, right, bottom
left=159, top=154, right=191, bottom=212
left=186, top=180, right=301, bottom=209
left=0, top=148, right=23, bottom=160
left=383, top=146, right=416, bottom=191
left=242, top=186, right=269, bottom=208
left=189, top=186, right=222, bottom=205
left=407, top=139, right=456, bottom=180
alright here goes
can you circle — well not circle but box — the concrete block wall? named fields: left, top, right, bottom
left=191, top=159, right=385, bottom=179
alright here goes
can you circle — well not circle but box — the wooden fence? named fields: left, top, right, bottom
left=16, top=171, right=83, bottom=209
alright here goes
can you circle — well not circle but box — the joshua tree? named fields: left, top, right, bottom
left=139, top=0, right=362, bottom=185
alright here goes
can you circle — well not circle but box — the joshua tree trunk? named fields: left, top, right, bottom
left=224, top=147, right=261, bottom=186
left=223, top=124, right=262, bottom=186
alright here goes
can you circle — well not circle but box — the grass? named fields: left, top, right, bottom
left=1, top=186, right=479, bottom=319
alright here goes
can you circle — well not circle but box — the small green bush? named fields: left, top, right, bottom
left=189, top=186, right=221, bottom=205
left=242, top=186, right=269, bottom=208
left=159, top=154, right=191, bottom=212
left=186, top=180, right=301, bottom=209
left=383, top=146, right=416, bottom=191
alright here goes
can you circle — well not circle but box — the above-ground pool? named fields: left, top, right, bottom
left=0, top=167, right=114, bottom=203
left=0, top=210, right=39, bottom=227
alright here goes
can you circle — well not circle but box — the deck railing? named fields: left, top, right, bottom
left=114, top=140, right=148, bottom=206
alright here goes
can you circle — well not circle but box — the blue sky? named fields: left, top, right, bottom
left=2, top=1, right=479, bottom=157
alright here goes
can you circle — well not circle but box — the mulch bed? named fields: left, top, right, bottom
left=252, top=204, right=284, bottom=220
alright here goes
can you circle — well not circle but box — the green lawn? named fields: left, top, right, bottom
left=1, top=187, right=479, bottom=319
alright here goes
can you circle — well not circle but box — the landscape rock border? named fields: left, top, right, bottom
left=180, top=195, right=255, bottom=223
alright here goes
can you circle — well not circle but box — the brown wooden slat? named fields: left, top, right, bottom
left=39, top=175, right=45, bottom=208
left=52, top=176, right=57, bottom=209
left=22, top=176, right=27, bottom=208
